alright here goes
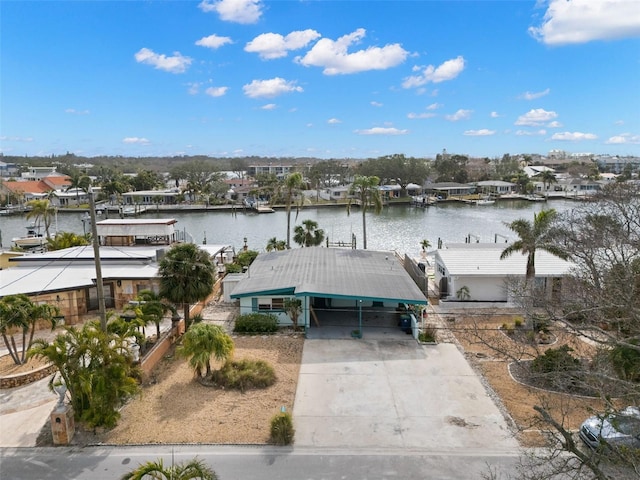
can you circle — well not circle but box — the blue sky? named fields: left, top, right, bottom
left=2, top=0, right=639, bottom=160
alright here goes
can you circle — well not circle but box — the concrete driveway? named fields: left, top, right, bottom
left=293, top=338, right=518, bottom=452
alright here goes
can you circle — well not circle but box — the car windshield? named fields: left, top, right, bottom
left=610, top=415, right=640, bottom=436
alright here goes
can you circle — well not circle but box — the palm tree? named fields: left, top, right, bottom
left=536, top=170, right=557, bottom=193
left=293, top=220, right=325, bottom=247
left=121, top=458, right=217, bottom=480
left=347, top=175, right=383, bottom=250
left=158, top=244, right=216, bottom=329
left=47, top=231, right=90, bottom=250
left=500, top=209, right=568, bottom=284
left=136, top=289, right=171, bottom=341
left=265, top=237, right=286, bottom=252
left=0, top=294, right=59, bottom=365
left=66, top=173, right=92, bottom=206
left=177, top=323, right=234, bottom=378
left=25, top=198, right=56, bottom=239
left=420, top=239, right=431, bottom=253
left=279, top=172, right=305, bottom=248
left=29, top=321, right=139, bottom=428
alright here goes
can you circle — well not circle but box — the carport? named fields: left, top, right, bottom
left=230, top=247, right=428, bottom=338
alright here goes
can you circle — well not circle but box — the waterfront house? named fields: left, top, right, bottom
left=433, top=243, right=574, bottom=305
left=230, top=247, right=427, bottom=334
left=0, top=218, right=232, bottom=324
left=424, top=182, right=474, bottom=200
left=474, top=180, right=516, bottom=196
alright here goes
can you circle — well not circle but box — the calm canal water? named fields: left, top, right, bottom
left=0, top=199, right=577, bottom=257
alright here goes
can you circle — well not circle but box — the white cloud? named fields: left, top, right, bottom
left=615, top=120, right=625, bottom=125
left=205, top=86, right=228, bottom=97
left=327, top=118, right=342, bottom=124
left=402, top=56, right=465, bottom=88
left=515, top=108, right=558, bottom=126
left=551, top=131, right=597, bottom=141
left=242, top=77, right=303, bottom=98
left=134, top=48, right=192, bottom=73
left=520, top=88, right=550, bottom=100
left=370, top=101, right=383, bottom=107
left=606, top=133, right=640, bottom=144
left=187, top=83, right=201, bottom=95
left=355, top=127, right=408, bottom=135
left=445, top=109, right=472, bottom=121
left=407, top=112, right=436, bottom=119
left=516, top=129, right=547, bottom=136
left=195, top=34, right=233, bottom=49
left=490, top=111, right=500, bottom=118
left=529, top=0, right=640, bottom=45
left=65, top=108, right=90, bottom=115
left=426, top=103, right=442, bottom=110
left=547, top=120, right=563, bottom=128
left=464, top=129, right=496, bottom=136
left=198, top=0, right=262, bottom=24
left=295, top=28, right=408, bottom=75
left=261, top=103, right=277, bottom=110
left=0, top=136, right=33, bottom=142
left=245, top=30, right=321, bottom=60
left=122, top=137, right=150, bottom=145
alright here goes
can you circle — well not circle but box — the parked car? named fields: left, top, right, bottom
left=579, top=406, right=640, bottom=450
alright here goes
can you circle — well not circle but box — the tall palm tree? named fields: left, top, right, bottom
left=67, top=173, right=92, bottom=206
left=265, top=237, right=286, bottom=252
left=500, top=209, right=568, bottom=284
left=536, top=170, right=557, bottom=192
left=25, top=199, right=56, bottom=239
left=279, top=172, right=305, bottom=249
left=158, top=243, right=216, bottom=329
left=293, top=219, right=325, bottom=247
left=121, top=458, right=217, bottom=480
left=177, top=323, right=234, bottom=378
left=347, top=175, right=383, bottom=250
left=420, top=239, right=431, bottom=253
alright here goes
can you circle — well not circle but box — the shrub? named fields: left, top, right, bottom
left=514, top=317, right=523, bottom=328
left=609, top=340, right=640, bottom=382
left=270, top=412, right=295, bottom=445
left=419, top=324, right=437, bottom=343
left=190, top=313, right=203, bottom=324
left=211, top=359, right=276, bottom=392
left=234, top=313, right=278, bottom=334
left=531, top=345, right=581, bottom=375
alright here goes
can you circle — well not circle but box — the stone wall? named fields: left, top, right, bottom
left=0, top=364, right=56, bottom=389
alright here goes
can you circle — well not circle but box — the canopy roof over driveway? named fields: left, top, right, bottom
left=231, top=247, right=427, bottom=305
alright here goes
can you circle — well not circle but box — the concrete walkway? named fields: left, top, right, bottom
left=293, top=338, right=518, bottom=452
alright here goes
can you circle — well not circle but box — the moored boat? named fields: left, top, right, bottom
left=12, top=224, right=47, bottom=249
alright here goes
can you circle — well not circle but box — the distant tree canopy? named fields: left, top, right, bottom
left=433, top=153, right=468, bottom=183
left=356, top=154, right=430, bottom=195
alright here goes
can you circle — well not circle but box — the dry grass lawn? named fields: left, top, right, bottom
left=449, top=312, right=609, bottom=446
left=77, top=334, right=304, bottom=445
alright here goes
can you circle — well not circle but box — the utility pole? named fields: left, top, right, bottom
left=88, top=189, right=107, bottom=331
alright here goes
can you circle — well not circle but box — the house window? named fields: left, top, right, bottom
left=256, top=298, right=286, bottom=311
left=271, top=298, right=284, bottom=310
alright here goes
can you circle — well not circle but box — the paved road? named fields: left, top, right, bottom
left=0, top=445, right=522, bottom=479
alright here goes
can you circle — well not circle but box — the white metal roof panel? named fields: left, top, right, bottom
left=435, top=244, right=574, bottom=277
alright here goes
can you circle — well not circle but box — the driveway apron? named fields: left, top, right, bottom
left=293, top=338, right=518, bottom=452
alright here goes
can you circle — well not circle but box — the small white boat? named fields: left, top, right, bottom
left=474, top=196, right=495, bottom=205
left=12, top=224, right=47, bottom=249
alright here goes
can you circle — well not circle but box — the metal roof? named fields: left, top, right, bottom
left=231, top=247, right=427, bottom=305
left=0, top=264, right=160, bottom=296
left=435, top=244, right=574, bottom=277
